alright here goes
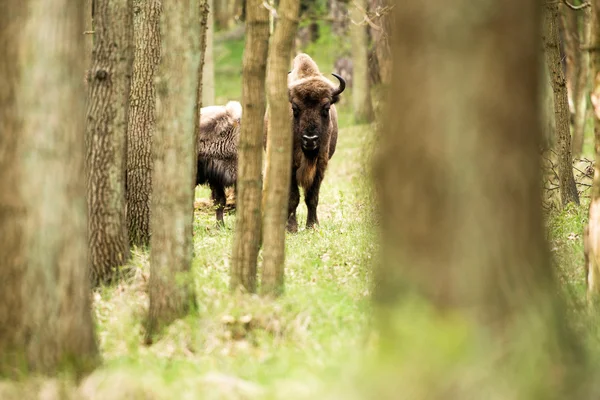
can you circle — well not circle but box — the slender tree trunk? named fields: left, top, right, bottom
left=544, top=2, right=580, bottom=206
left=0, top=0, right=98, bottom=375
left=86, top=0, right=133, bottom=284
left=261, top=0, right=300, bottom=296
left=146, top=0, right=206, bottom=342
left=559, top=4, right=579, bottom=117
left=203, top=0, right=216, bottom=106
left=586, top=0, right=600, bottom=305
left=368, top=0, right=391, bottom=85
left=230, top=0, right=270, bottom=293
left=573, top=7, right=592, bottom=157
left=350, top=0, right=374, bottom=123
left=126, top=0, right=161, bottom=247
left=373, top=0, right=586, bottom=397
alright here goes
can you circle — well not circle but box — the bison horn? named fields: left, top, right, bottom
left=331, top=73, right=346, bottom=96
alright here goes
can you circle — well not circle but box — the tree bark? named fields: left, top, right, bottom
left=126, top=0, right=161, bottom=248
left=368, top=0, right=392, bottom=85
left=374, top=0, right=586, bottom=396
left=202, top=0, right=216, bottom=106
left=573, top=6, right=592, bottom=157
left=0, top=0, right=98, bottom=375
left=230, top=0, right=270, bottom=293
left=261, top=0, right=300, bottom=296
left=86, top=0, right=133, bottom=284
left=350, top=0, right=375, bottom=123
left=146, top=0, right=206, bottom=342
left=586, top=0, right=600, bottom=305
left=544, top=2, right=580, bottom=206
left=559, top=4, right=579, bottom=117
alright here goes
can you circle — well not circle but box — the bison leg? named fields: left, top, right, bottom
left=210, top=183, right=227, bottom=227
left=305, top=174, right=322, bottom=229
left=287, top=175, right=300, bottom=233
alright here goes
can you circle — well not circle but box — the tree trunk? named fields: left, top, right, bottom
left=261, top=0, right=300, bottom=296
left=586, top=0, right=600, bottom=305
left=373, top=0, right=586, bottom=397
left=544, top=2, right=580, bottom=206
left=202, top=0, right=216, bottom=106
left=559, top=4, right=579, bottom=118
left=146, top=0, right=206, bottom=342
left=0, top=0, right=98, bottom=375
left=368, top=0, right=391, bottom=85
left=350, top=0, right=374, bottom=123
left=126, top=0, right=161, bottom=248
left=573, top=6, right=592, bottom=157
left=230, top=0, right=270, bottom=293
left=86, top=0, right=133, bottom=284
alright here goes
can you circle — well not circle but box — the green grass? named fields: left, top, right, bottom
left=80, top=119, right=375, bottom=399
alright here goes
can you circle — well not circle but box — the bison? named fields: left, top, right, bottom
left=279, top=53, right=346, bottom=232
left=196, top=100, right=242, bottom=225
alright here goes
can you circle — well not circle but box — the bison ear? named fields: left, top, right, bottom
left=331, top=95, right=340, bottom=105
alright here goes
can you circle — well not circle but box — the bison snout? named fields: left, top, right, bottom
left=301, top=135, right=319, bottom=151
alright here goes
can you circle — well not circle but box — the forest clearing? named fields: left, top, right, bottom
left=6, top=0, right=600, bottom=399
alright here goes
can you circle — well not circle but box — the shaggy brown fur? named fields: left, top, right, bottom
left=196, top=101, right=242, bottom=225
left=268, top=53, right=345, bottom=232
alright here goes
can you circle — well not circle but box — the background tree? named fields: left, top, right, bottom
left=126, top=0, right=161, bottom=247
left=560, top=3, right=592, bottom=157
left=203, top=0, right=216, bottom=106
left=372, top=0, right=587, bottom=397
left=544, top=1, right=580, bottom=206
left=261, top=0, right=300, bottom=296
left=230, top=0, right=270, bottom=293
left=86, top=0, right=134, bottom=284
left=350, top=0, right=374, bottom=123
left=0, top=0, right=98, bottom=375
left=586, top=0, right=600, bottom=304
left=146, top=0, right=207, bottom=341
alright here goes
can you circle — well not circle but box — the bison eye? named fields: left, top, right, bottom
left=321, top=105, right=330, bottom=118
left=292, top=104, right=300, bottom=119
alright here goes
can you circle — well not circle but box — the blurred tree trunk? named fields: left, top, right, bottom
left=126, top=0, right=161, bottom=248
left=586, top=0, right=600, bottom=305
left=544, top=2, right=580, bottom=206
left=230, top=0, right=270, bottom=293
left=0, top=0, right=98, bottom=375
left=146, top=0, right=206, bottom=342
left=203, top=0, right=215, bottom=106
left=350, top=0, right=374, bottom=123
left=373, top=0, right=586, bottom=397
left=86, top=0, right=133, bottom=284
left=573, top=6, right=592, bottom=157
left=261, top=0, right=300, bottom=296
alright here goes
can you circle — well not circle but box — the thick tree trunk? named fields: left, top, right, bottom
left=261, top=0, right=300, bottom=296
left=350, top=0, right=374, bottom=123
left=374, top=0, right=586, bottom=396
left=230, top=0, right=270, bottom=293
left=126, top=0, right=161, bottom=248
left=86, top=0, right=133, bottom=284
left=146, top=0, right=206, bottom=342
left=544, top=2, right=580, bottom=206
left=0, top=0, right=98, bottom=375
left=202, top=0, right=215, bottom=106
left=573, top=7, right=592, bottom=157
left=586, top=0, right=600, bottom=305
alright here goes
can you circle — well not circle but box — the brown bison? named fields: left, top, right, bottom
left=196, top=101, right=242, bottom=225
left=283, top=53, right=346, bottom=232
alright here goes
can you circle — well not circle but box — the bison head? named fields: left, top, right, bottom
left=288, top=72, right=346, bottom=155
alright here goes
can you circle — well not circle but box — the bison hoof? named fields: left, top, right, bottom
left=287, top=222, right=298, bottom=233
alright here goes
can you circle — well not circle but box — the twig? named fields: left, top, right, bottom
left=262, top=1, right=277, bottom=18
left=563, top=0, right=591, bottom=10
